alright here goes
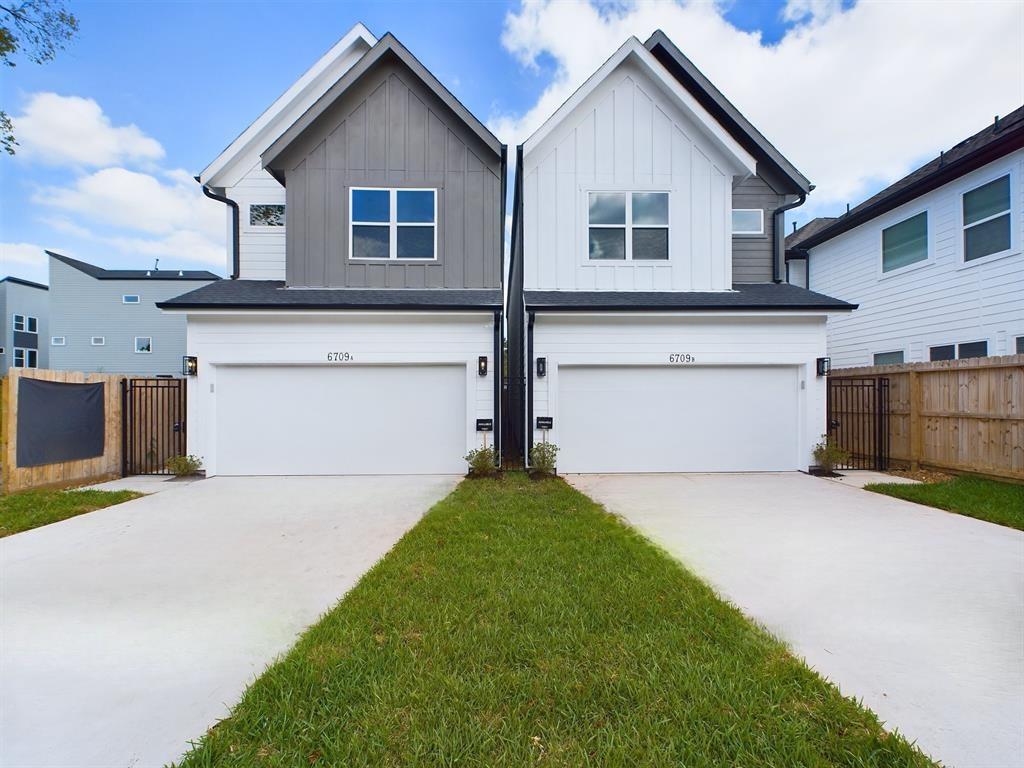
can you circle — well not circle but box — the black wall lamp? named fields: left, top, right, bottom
left=182, top=355, right=198, bottom=377
left=536, top=357, right=547, bottom=377
left=816, top=357, right=831, bottom=377
left=478, top=355, right=488, bottom=377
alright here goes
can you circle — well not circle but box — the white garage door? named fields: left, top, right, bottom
left=216, top=364, right=467, bottom=475
left=556, top=365, right=799, bottom=473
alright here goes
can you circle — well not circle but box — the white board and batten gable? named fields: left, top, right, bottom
left=200, top=24, right=378, bottom=280
left=521, top=38, right=757, bottom=293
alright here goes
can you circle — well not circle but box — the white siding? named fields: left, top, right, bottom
left=184, top=312, right=496, bottom=475
left=807, top=150, right=1024, bottom=367
left=530, top=313, right=829, bottom=469
left=229, top=162, right=287, bottom=280
left=522, top=58, right=740, bottom=292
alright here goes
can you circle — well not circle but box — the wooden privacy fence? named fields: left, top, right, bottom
left=1, top=368, right=124, bottom=493
left=832, top=354, right=1024, bottom=482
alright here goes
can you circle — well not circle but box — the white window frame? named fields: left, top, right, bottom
left=51, top=336, right=66, bottom=346
left=134, top=336, right=153, bottom=354
left=26, top=316, right=37, bottom=334
left=247, top=203, right=286, bottom=229
left=731, top=209, right=765, bottom=236
left=13, top=348, right=37, bottom=368
left=585, top=190, right=671, bottom=262
left=872, top=349, right=905, bottom=366
left=348, top=187, right=438, bottom=261
left=878, top=206, right=932, bottom=278
left=91, top=336, right=105, bottom=346
left=12, top=313, right=24, bottom=332
left=958, top=169, right=1016, bottom=267
left=122, top=294, right=141, bottom=304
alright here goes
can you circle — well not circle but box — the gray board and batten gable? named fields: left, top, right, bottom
left=263, top=33, right=505, bottom=291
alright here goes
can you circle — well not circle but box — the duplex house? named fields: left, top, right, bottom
left=507, top=32, right=855, bottom=473
left=47, top=252, right=218, bottom=376
left=161, top=27, right=506, bottom=476
left=1, top=276, right=49, bottom=373
left=787, top=106, right=1024, bottom=367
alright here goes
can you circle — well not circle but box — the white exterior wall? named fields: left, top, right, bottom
left=530, top=313, right=829, bottom=469
left=229, top=163, right=287, bottom=281
left=522, top=58, right=740, bottom=292
left=184, top=312, right=496, bottom=475
left=807, top=150, right=1024, bottom=367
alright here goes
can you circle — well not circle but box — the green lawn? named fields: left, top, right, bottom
left=865, top=475, right=1024, bottom=531
left=176, top=474, right=931, bottom=767
left=0, top=488, right=142, bottom=537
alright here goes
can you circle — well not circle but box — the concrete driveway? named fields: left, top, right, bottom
left=0, top=475, right=458, bottom=768
left=569, top=472, right=1024, bottom=768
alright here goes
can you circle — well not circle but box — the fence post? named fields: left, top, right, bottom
left=908, top=369, right=922, bottom=471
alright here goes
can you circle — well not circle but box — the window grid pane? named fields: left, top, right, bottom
left=352, top=225, right=390, bottom=259
left=589, top=228, right=626, bottom=260
left=397, top=191, right=435, bottom=223
left=351, top=189, right=390, bottom=222
left=963, top=175, right=1010, bottom=226
left=632, top=192, right=668, bottom=225
left=589, top=192, right=626, bottom=225
left=882, top=212, right=928, bottom=272
left=964, top=213, right=1010, bottom=261
left=396, top=226, right=434, bottom=259
left=929, top=345, right=955, bottom=362
left=957, top=340, right=988, bottom=359
left=632, top=228, right=668, bottom=260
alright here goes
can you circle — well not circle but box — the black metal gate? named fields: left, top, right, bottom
left=122, top=378, right=186, bottom=475
left=827, top=377, right=890, bottom=470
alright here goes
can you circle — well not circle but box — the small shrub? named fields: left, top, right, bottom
left=529, top=442, right=559, bottom=477
left=812, top=434, right=849, bottom=474
left=166, top=454, right=203, bottom=477
left=464, top=446, right=498, bottom=477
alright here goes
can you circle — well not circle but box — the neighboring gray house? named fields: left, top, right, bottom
left=159, top=30, right=506, bottom=476
left=48, top=252, right=218, bottom=376
left=1, top=276, right=49, bottom=374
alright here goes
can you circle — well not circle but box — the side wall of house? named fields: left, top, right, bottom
left=732, top=174, right=783, bottom=283
left=228, top=164, right=287, bottom=281
left=48, top=259, right=214, bottom=376
left=807, top=149, right=1024, bottom=367
left=3, top=283, right=49, bottom=372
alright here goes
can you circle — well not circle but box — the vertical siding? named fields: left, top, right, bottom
left=808, top=150, right=1024, bottom=367
left=731, top=174, right=783, bottom=283
left=522, top=59, right=738, bottom=292
left=278, top=60, right=501, bottom=289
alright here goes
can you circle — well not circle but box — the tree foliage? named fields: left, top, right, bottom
left=1, top=0, right=79, bottom=154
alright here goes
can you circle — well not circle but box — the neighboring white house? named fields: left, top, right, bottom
left=48, top=252, right=218, bottom=376
left=787, top=106, right=1024, bottom=368
left=507, top=32, right=855, bottom=473
left=160, top=28, right=506, bottom=476
left=0, top=276, right=49, bottom=374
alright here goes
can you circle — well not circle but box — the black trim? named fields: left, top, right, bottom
left=47, top=250, right=219, bottom=281
left=526, top=311, right=534, bottom=468
left=158, top=301, right=501, bottom=311
left=524, top=287, right=857, bottom=312
left=197, top=178, right=240, bottom=280
left=773, top=194, right=806, bottom=283
left=493, top=309, right=502, bottom=467
left=0, top=276, right=48, bottom=290
left=499, top=144, right=508, bottom=289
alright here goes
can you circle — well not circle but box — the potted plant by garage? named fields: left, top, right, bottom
left=809, top=435, right=849, bottom=477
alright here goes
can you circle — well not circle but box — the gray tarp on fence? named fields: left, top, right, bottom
left=16, top=378, right=105, bottom=468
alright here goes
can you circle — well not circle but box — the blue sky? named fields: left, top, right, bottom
left=2, top=0, right=1021, bottom=284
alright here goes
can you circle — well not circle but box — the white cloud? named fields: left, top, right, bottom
left=491, top=0, right=1024, bottom=217
left=13, top=93, right=165, bottom=167
left=1, top=242, right=49, bottom=269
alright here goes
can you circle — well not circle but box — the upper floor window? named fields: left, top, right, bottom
left=882, top=211, right=928, bottom=272
left=135, top=336, right=153, bottom=354
left=51, top=336, right=66, bottom=346
left=731, top=209, right=764, bottom=236
left=250, top=204, right=285, bottom=227
left=962, top=174, right=1011, bottom=262
left=350, top=188, right=436, bottom=260
left=12, top=314, right=37, bottom=333
left=588, top=192, right=668, bottom=261
left=91, top=336, right=105, bottom=346
left=122, top=294, right=140, bottom=304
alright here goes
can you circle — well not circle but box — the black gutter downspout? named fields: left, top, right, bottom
left=772, top=193, right=806, bottom=283
left=196, top=176, right=240, bottom=280
left=526, top=311, right=535, bottom=469
left=493, top=309, right=502, bottom=469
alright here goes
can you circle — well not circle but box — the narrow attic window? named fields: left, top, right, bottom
left=250, top=204, right=285, bottom=227
left=732, top=209, right=764, bottom=235
left=51, top=336, right=66, bottom=346
left=123, top=294, right=140, bottom=304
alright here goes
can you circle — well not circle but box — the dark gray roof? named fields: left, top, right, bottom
left=645, top=30, right=810, bottom=195
left=47, top=251, right=220, bottom=281
left=1, top=276, right=48, bottom=290
left=263, top=32, right=503, bottom=178
left=525, top=284, right=855, bottom=311
left=786, top=217, right=839, bottom=253
left=796, top=105, right=1024, bottom=250
left=158, top=280, right=502, bottom=311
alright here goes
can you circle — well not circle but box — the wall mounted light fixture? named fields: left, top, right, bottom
left=536, top=357, right=547, bottom=377
left=816, top=357, right=831, bottom=377
left=182, top=356, right=198, bottom=377
left=478, top=356, right=488, bottom=377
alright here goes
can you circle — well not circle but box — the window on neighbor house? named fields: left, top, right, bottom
left=91, top=336, right=105, bottom=346
left=882, top=211, right=928, bottom=272
left=930, top=341, right=988, bottom=361
left=1017, top=336, right=1024, bottom=354
left=51, top=336, right=66, bottom=346
left=135, top=336, right=153, bottom=354
left=873, top=351, right=904, bottom=366
left=26, top=316, right=37, bottom=333
left=12, top=314, right=24, bottom=332
left=350, top=188, right=436, bottom=260
left=963, top=175, right=1011, bottom=262
left=731, top=209, right=764, bottom=235
left=122, top=294, right=140, bottom=304
left=13, top=348, right=37, bottom=368
left=250, top=204, right=285, bottom=227
left=588, top=192, right=669, bottom=261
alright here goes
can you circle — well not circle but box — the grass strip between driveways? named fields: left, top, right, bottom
left=0, top=488, right=142, bottom=538
left=175, top=473, right=933, bottom=768
left=865, top=475, right=1024, bottom=531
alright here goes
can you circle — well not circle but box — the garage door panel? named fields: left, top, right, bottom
left=557, top=365, right=798, bottom=473
left=216, top=365, right=466, bottom=475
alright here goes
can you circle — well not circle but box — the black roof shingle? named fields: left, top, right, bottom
left=48, top=251, right=220, bottom=281
left=524, top=284, right=855, bottom=311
